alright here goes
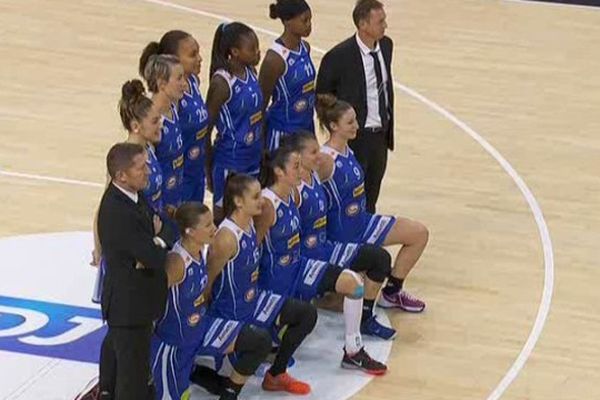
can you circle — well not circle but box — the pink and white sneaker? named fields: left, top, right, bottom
left=378, top=290, right=426, bottom=313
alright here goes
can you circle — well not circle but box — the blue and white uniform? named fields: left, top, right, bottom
left=259, top=188, right=328, bottom=302
left=151, top=242, right=242, bottom=400
left=179, top=75, right=209, bottom=203
left=212, top=67, right=264, bottom=207
left=266, top=40, right=316, bottom=151
left=210, top=218, right=286, bottom=339
left=144, top=144, right=164, bottom=215
left=297, top=172, right=361, bottom=268
left=156, top=103, right=184, bottom=209
left=320, top=145, right=396, bottom=246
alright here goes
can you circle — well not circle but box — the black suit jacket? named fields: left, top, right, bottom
left=316, top=35, right=395, bottom=150
left=97, top=184, right=169, bottom=327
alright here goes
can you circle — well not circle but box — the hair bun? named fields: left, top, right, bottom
left=121, top=79, right=146, bottom=102
left=269, top=2, right=279, bottom=19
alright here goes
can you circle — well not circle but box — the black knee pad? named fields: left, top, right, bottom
left=280, top=298, right=318, bottom=334
left=316, top=264, right=343, bottom=295
left=232, top=324, right=271, bottom=376
left=350, top=244, right=391, bottom=283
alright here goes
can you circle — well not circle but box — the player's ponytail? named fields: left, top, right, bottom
left=173, top=202, right=211, bottom=237
left=223, top=174, right=259, bottom=217
left=118, top=79, right=153, bottom=132
left=139, top=41, right=161, bottom=78
left=315, top=94, right=353, bottom=133
left=210, top=22, right=257, bottom=77
left=269, top=0, right=311, bottom=21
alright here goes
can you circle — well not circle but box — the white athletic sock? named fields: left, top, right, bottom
left=343, top=296, right=364, bottom=355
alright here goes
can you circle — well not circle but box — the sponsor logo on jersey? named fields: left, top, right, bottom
left=302, top=80, right=315, bottom=93
left=303, top=260, right=326, bottom=286
left=251, top=268, right=259, bottom=282
left=279, top=254, right=291, bottom=266
left=293, top=99, right=308, bottom=113
left=304, top=235, right=318, bottom=249
left=244, top=131, right=255, bottom=145
left=187, top=313, right=201, bottom=327
left=255, top=293, right=282, bottom=323
left=193, top=294, right=205, bottom=308
left=353, top=183, right=365, bottom=198
left=287, top=233, right=300, bottom=249
left=172, top=154, right=184, bottom=169
left=250, top=110, right=263, bottom=125
left=166, top=175, right=177, bottom=189
left=313, top=216, right=327, bottom=230
left=346, top=202, right=360, bottom=216
left=188, top=146, right=201, bottom=160
left=196, top=127, right=208, bottom=140
left=244, top=288, right=256, bottom=302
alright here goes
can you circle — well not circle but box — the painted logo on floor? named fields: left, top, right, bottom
left=0, top=295, right=105, bottom=363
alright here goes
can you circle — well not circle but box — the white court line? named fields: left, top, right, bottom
left=0, top=170, right=103, bottom=188
left=503, top=0, right=600, bottom=11
left=1, top=1, right=555, bottom=398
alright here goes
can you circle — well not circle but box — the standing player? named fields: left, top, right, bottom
left=139, top=50, right=186, bottom=215
left=206, top=174, right=316, bottom=394
left=206, top=22, right=263, bottom=222
left=315, top=94, right=429, bottom=312
left=151, top=202, right=272, bottom=400
left=255, top=146, right=388, bottom=374
left=90, top=80, right=169, bottom=302
left=142, top=31, right=210, bottom=203
left=281, top=132, right=396, bottom=339
left=259, top=0, right=316, bottom=151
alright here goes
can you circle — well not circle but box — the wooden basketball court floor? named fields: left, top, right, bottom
left=1, top=0, right=599, bottom=399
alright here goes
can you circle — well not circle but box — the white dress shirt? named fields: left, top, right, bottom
left=355, top=33, right=389, bottom=129
left=113, top=182, right=139, bottom=204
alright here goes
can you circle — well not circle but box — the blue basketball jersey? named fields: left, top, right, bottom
left=179, top=75, right=209, bottom=202
left=266, top=40, right=316, bottom=150
left=297, top=171, right=362, bottom=268
left=143, top=145, right=164, bottom=214
left=156, top=103, right=184, bottom=208
left=154, top=241, right=209, bottom=348
left=259, top=188, right=302, bottom=296
left=213, top=67, right=264, bottom=172
left=320, top=145, right=369, bottom=243
left=296, top=172, right=328, bottom=259
left=210, top=218, right=262, bottom=322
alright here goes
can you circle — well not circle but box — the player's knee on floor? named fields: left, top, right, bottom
left=232, top=324, right=272, bottom=376
left=351, top=244, right=391, bottom=283
left=337, top=269, right=364, bottom=299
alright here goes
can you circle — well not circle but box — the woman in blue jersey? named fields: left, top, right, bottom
left=315, top=94, right=430, bottom=312
left=255, top=146, right=388, bottom=375
left=139, top=51, right=187, bottom=215
left=259, top=0, right=316, bottom=151
left=141, top=31, right=211, bottom=203
left=206, top=22, right=264, bottom=223
left=151, top=202, right=272, bottom=400
left=90, top=80, right=167, bottom=300
left=205, top=174, right=316, bottom=395
left=281, top=131, right=397, bottom=339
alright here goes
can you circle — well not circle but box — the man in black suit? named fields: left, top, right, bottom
left=97, top=143, right=172, bottom=399
left=317, top=0, right=393, bottom=213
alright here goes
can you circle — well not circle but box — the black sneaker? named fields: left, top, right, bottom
left=341, top=347, right=387, bottom=376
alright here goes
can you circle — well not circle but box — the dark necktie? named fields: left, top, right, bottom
left=370, top=50, right=389, bottom=129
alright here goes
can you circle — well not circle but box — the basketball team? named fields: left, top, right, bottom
left=85, top=1, right=430, bottom=399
